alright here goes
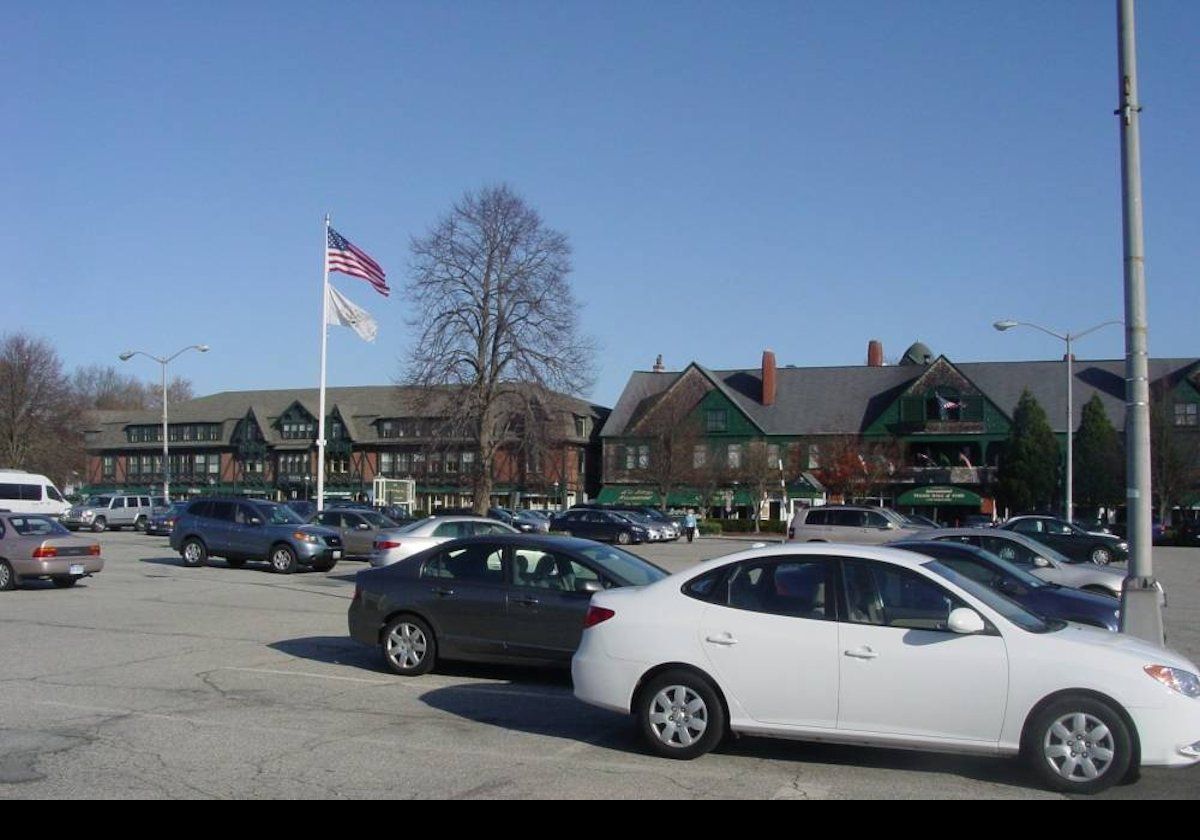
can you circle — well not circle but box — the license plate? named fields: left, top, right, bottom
left=331, top=551, right=342, bottom=559
left=69, top=564, right=85, bottom=575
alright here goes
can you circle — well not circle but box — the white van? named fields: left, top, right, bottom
left=0, top=470, right=71, bottom=516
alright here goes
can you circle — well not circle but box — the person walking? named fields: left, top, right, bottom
left=684, top=510, right=697, bottom=543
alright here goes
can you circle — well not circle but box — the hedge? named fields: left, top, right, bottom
left=707, top=519, right=787, bottom=535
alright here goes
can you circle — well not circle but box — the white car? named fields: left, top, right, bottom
left=369, top=516, right=517, bottom=567
left=572, top=543, right=1200, bottom=794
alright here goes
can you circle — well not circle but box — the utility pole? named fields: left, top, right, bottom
left=1115, top=0, right=1163, bottom=645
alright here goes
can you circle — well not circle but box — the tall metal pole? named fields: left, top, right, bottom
left=316, top=214, right=331, bottom=511
left=1116, top=0, right=1163, bottom=645
left=161, top=360, right=170, bottom=502
left=1065, top=335, right=1073, bottom=523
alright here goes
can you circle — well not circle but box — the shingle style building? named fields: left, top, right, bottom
left=83, top=385, right=610, bottom=509
left=600, top=343, right=1200, bottom=515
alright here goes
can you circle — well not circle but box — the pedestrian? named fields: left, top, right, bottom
left=684, top=510, right=697, bottom=543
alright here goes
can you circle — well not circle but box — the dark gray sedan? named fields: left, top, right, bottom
left=348, top=534, right=668, bottom=676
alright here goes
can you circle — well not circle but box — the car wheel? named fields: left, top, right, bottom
left=617, top=530, right=632, bottom=545
left=1023, top=695, right=1132, bottom=794
left=0, top=560, right=17, bottom=591
left=270, top=544, right=298, bottom=574
left=226, top=558, right=246, bottom=569
left=1090, top=546, right=1112, bottom=565
left=51, top=576, right=79, bottom=588
left=381, top=616, right=436, bottom=676
left=181, top=538, right=208, bottom=568
left=637, top=670, right=726, bottom=760
left=92, top=517, right=107, bottom=533
left=134, top=516, right=148, bottom=532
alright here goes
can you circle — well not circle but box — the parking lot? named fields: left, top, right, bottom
left=2, top=531, right=1198, bottom=799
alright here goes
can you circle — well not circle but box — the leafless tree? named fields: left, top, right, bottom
left=736, top=441, right=787, bottom=533
left=72, top=365, right=194, bottom=411
left=403, top=185, right=595, bottom=513
left=0, top=333, right=85, bottom=483
left=629, top=379, right=707, bottom=511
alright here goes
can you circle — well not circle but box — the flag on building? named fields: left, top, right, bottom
left=327, top=227, right=389, bottom=296
left=326, top=285, right=378, bottom=342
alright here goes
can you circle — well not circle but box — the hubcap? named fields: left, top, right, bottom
left=185, top=544, right=201, bottom=562
left=386, top=623, right=428, bottom=670
left=1043, top=712, right=1116, bottom=782
left=0, top=565, right=10, bottom=587
left=273, top=551, right=292, bottom=570
left=648, top=685, right=708, bottom=748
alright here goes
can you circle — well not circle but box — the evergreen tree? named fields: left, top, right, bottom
left=996, top=390, right=1060, bottom=513
left=1073, top=395, right=1124, bottom=511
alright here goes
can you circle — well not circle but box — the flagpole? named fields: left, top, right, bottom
left=316, top=214, right=330, bottom=512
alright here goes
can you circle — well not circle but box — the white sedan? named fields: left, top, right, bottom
left=369, top=516, right=517, bottom=567
left=572, top=543, right=1200, bottom=794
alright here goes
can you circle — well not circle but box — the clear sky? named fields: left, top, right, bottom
left=7, top=1, right=1198, bottom=409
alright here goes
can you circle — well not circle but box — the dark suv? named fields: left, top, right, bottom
left=170, top=498, right=343, bottom=574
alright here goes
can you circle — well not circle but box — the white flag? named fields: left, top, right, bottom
left=326, top=284, right=378, bottom=343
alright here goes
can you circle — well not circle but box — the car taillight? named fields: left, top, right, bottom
left=375, top=540, right=401, bottom=550
left=583, top=606, right=615, bottom=629
left=88, top=545, right=101, bottom=556
left=33, top=545, right=58, bottom=559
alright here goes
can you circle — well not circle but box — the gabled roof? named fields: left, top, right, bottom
left=602, top=357, right=1200, bottom=439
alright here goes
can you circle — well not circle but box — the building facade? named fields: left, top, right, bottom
left=600, top=342, right=1200, bottom=521
left=83, top=385, right=609, bottom=512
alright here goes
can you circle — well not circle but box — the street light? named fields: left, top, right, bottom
left=993, top=319, right=1121, bottom=522
left=119, top=344, right=209, bottom=502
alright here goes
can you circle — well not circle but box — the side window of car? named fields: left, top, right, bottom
left=865, top=512, right=889, bottom=528
left=843, top=560, right=965, bottom=631
left=981, top=536, right=1034, bottom=566
left=513, top=550, right=605, bottom=593
left=189, top=500, right=212, bottom=518
left=343, top=513, right=364, bottom=529
left=235, top=504, right=259, bottom=525
left=112, top=497, right=125, bottom=509
left=718, top=559, right=832, bottom=620
left=437, top=544, right=505, bottom=584
left=315, top=512, right=337, bottom=527
left=682, top=568, right=727, bottom=603
left=432, top=521, right=463, bottom=538
left=210, top=501, right=237, bottom=522
left=1012, top=519, right=1039, bottom=534
left=938, top=556, right=995, bottom=587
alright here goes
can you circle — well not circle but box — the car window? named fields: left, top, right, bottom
left=717, top=559, right=833, bottom=620
left=342, top=513, right=365, bottom=529
left=865, top=511, right=889, bottom=528
left=1046, top=521, right=1075, bottom=535
left=433, top=521, right=465, bottom=538
left=10, top=515, right=70, bottom=536
left=46, top=486, right=64, bottom=502
left=843, top=559, right=965, bottom=631
left=578, top=545, right=668, bottom=586
left=978, top=535, right=1039, bottom=567
left=512, top=550, right=605, bottom=592
left=235, top=504, right=259, bottom=525
left=315, top=512, right=339, bottom=527
left=209, top=501, right=237, bottom=522
left=423, top=544, right=505, bottom=584
left=1011, top=519, right=1041, bottom=534
left=112, top=497, right=125, bottom=509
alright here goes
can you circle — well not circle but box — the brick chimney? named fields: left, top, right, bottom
left=652, top=354, right=665, bottom=373
left=867, top=340, right=884, bottom=367
left=762, top=349, right=777, bottom=406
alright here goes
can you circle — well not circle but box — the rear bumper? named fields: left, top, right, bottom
left=14, top=557, right=104, bottom=578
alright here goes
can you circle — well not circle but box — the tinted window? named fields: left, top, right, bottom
left=433, top=521, right=466, bottom=538
left=0, top=484, right=19, bottom=500
left=865, top=512, right=890, bottom=528
left=235, top=504, right=260, bottom=525
left=1011, top=519, right=1041, bottom=534
left=111, top=497, right=126, bottom=509
left=46, top=486, right=64, bottom=502
left=720, top=559, right=833, bottom=619
left=423, top=544, right=505, bottom=584
left=682, top=568, right=725, bottom=602
left=209, top=501, right=237, bottom=522
left=804, top=509, right=827, bottom=526
left=843, top=560, right=965, bottom=631
left=189, top=500, right=213, bottom=518
left=512, top=549, right=602, bottom=592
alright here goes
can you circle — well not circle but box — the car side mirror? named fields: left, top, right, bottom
left=947, top=607, right=987, bottom=635
left=357, top=523, right=371, bottom=530
left=249, top=517, right=263, bottom=527
left=578, top=580, right=604, bottom=594
left=1033, top=556, right=1051, bottom=569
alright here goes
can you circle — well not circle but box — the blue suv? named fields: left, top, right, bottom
left=170, top=498, right=343, bottom=574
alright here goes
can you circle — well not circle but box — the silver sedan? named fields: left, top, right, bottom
left=912, top=528, right=1148, bottom=600
left=370, top=516, right=518, bottom=567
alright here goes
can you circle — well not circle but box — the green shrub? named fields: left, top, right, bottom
left=697, top=522, right=722, bottom=536
left=706, top=519, right=786, bottom=535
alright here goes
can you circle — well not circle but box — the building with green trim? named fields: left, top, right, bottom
left=82, top=385, right=609, bottom=511
left=599, top=343, right=1200, bottom=521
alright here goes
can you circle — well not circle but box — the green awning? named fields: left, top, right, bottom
left=896, top=485, right=983, bottom=507
left=596, top=486, right=761, bottom=508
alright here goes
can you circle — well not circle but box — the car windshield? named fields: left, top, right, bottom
left=577, top=545, right=669, bottom=586
left=254, top=503, right=304, bottom=525
left=9, top=515, right=71, bottom=536
left=922, top=560, right=1060, bottom=634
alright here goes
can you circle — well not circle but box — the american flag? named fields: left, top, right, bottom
left=327, top=227, right=389, bottom=297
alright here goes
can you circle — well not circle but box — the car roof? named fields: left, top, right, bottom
left=678, top=542, right=941, bottom=580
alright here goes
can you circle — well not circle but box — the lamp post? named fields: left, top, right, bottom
left=993, top=320, right=1120, bottom=523
left=119, top=344, right=209, bottom=502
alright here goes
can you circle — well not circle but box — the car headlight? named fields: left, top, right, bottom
left=1145, top=665, right=1200, bottom=698
left=293, top=531, right=322, bottom=544
left=1118, top=541, right=1129, bottom=550
left=81, top=510, right=95, bottom=520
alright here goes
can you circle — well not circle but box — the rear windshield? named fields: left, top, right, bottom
left=10, top=515, right=71, bottom=536
left=577, top=545, right=669, bottom=587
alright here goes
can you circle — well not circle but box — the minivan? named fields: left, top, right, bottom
left=0, top=470, right=70, bottom=516
left=787, top=504, right=927, bottom=544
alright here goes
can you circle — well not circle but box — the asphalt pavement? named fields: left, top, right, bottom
left=1, top=530, right=1197, bottom=799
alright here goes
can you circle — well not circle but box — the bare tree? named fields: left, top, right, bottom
left=0, top=333, right=85, bottom=483
left=72, top=365, right=194, bottom=411
left=404, top=185, right=595, bottom=513
left=736, top=441, right=786, bottom=533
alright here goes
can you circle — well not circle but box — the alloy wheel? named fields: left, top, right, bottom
left=385, top=622, right=428, bottom=671
left=647, top=685, right=709, bottom=749
left=1042, top=712, right=1117, bottom=783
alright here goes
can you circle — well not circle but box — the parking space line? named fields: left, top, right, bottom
left=220, top=667, right=393, bottom=685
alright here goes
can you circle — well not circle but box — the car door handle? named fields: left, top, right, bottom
left=844, top=646, right=879, bottom=660
left=432, top=587, right=454, bottom=598
left=511, top=596, right=540, bottom=607
left=705, top=634, right=738, bottom=646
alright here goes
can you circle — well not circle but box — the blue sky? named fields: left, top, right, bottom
left=6, top=1, right=1198, bottom=409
